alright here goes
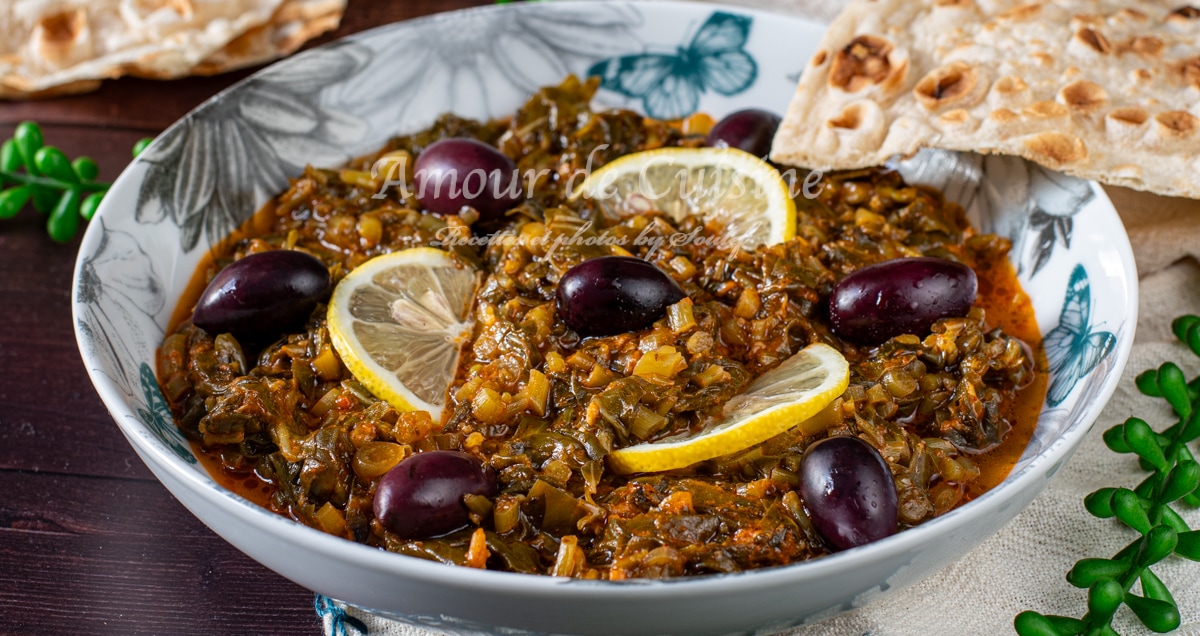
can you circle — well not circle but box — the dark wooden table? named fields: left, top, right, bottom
left=0, top=3, right=487, bottom=634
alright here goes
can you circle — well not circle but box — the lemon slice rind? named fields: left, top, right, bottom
left=327, top=247, right=477, bottom=421
left=606, top=343, right=850, bottom=475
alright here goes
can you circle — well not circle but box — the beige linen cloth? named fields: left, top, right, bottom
left=326, top=2, right=1200, bottom=634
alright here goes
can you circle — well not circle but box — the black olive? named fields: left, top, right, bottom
left=192, top=250, right=331, bottom=339
left=556, top=256, right=686, bottom=337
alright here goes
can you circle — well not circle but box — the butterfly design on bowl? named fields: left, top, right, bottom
left=588, top=11, right=758, bottom=120
left=1045, top=264, right=1117, bottom=407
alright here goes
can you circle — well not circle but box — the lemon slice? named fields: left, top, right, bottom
left=607, top=343, right=850, bottom=475
left=327, top=248, right=479, bottom=420
left=572, top=147, right=796, bottom=248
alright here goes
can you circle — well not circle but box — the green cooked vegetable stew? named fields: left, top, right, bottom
left=158, top=76, right=1047, bottom=579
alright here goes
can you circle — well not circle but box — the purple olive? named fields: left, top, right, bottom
left=192, top=250, right=330, bottom=338
left=374, top=450, right=497, bottom=540
left=707, top=109, right=782, bottom=158
left=413, top=138, right=523, bottom=231
left=829, top=257, right=977, bottom=346
left=556, top=256, right=687, bottom=337
left=799, top=436, right=898, bottom=550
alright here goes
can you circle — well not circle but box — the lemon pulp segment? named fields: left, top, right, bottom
left=572, top=147, right=796, bottom=248
left=327, top=248, right=478, bottom=420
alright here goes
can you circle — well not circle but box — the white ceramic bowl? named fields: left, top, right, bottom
left=72, top=2, right=1138, bottom=634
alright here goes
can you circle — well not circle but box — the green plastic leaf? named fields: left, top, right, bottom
left=1112, top=488, right=1152, bottom=534
left=33, top=146, right=77, bottom=184
left=72, top=156, right=99, bottom=182
left=1158, top=363, right=1192, bottom=418
left=1174, top=529, right=1200, bottom=560
left=0, top=186, right=31, bottom=219
left=1135, top=473, right=1161, bottom=500
left=31, top=186, right=58, bottom=214
left=1136, top=526, right=1178, bottom=567
left=1084, top=488, right=1117, bottom=518
left=132, top=137, right=153, bottom=158
left=1140, top=568, right=1176, bottom=606
left=1160, top=506, right=1191, bottom=534
left=1087, top=578, right=1124, bottom=620
left=1044, top=615, right=1086, bottom=636
left=0, top=139, right=22, bottom=172
left=1136, top=370, right=1163, bottom=397
left=1124, top=593, right=1181, bottom=632
left=80, top=192, right=103, bottom=221
left=13, top=121, right=44, bottom=169
left=1013, top=611, right=1063, bottom=636
left=1102, top=424, right=1130, bottom=453
left=25, top=136, right=63, bottom=212
left=1161, top=461, right=1200, bottom=503
left=1066, top=558, right=1128, bottom=588
left=1183, top=409, right=1200, bottom=444
left=1188, top=323, right=1200, bottom=362
left=1124, top=418, right=1167, bottom=471
left=1172, top=315, right=1200, bottom=344
left=45, top=187, right=79, bottom=243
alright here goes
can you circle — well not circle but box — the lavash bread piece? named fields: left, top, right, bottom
left=770, top=0, right=1200, bottom=199
left=0, top=0, right=345, bottom=99
left=191, top=0, right=346, bottom=76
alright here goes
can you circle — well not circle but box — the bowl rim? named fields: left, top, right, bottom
left=71, top=0, right=1140, bottom=598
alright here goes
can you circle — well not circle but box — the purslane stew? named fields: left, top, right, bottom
left=158, top=76, right=1047, bottom=579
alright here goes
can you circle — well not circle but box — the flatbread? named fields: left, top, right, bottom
left=770, top=0, right=1200, bottom=199
left=191, top=0, right=345, bottom=76
left=0, top=0, right=345, bottom=99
